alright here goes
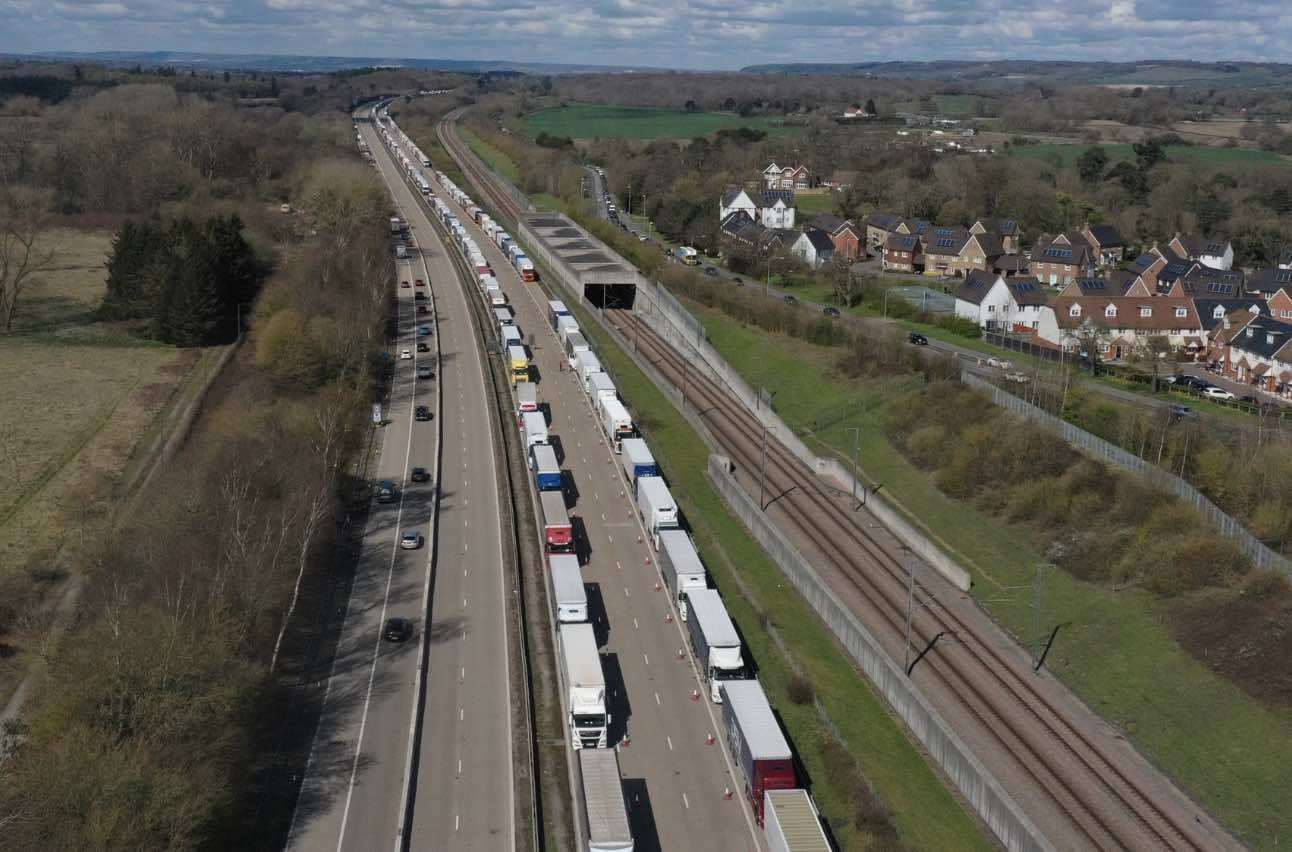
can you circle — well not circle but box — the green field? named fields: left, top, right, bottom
left=524, top=104, right=799, bottom=140
left=1009, top=142, right=1285, bottom=167
left=691, top=306, right=1292, bottom=848
left=564, top=299, right=990, bottom=852
left=794, top=192, right=836, bottom=216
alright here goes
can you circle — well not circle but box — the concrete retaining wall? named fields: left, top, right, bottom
left=706, top=454, right=1054, bottom=852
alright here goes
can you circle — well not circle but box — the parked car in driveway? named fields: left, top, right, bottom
left=1169, top=404, right=1197, bottom=419
left=908, top=332, right=929, bottom=345
left=1178, top=375, right=1211, bottom=391
left=1201, top=386, right=1235, bottom=401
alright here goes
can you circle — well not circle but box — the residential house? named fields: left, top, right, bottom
left=719, top=189, right=757, bottom=223
left=1153, top=256, right=1203, bottom=296
left=1131, top=248, right=1170, bottom=290
left=1245, top=267, right=1292, bottom=299
left=1175, top=266, right=1245, bottom=299
left=1214, top=310, right=1292, bottom=397
left=821, top=170, right=858, bottom=190
left=970, top=218, right=1020, bottom=255
left=763, top=163, right=811, bottom=190
left=720, top=211, right=761, bottom=250
left=1081, top=224, right=1126, bottom=267
left=954, top=272, right=1048, bottom=330
left=865, top=212, right=905, bottom=253
left=992, top=254, right=1030, bottom=277
left=1029, top=238, right=1094, bottom=286
left=1266, top=287, right=1292, bottom=322
left=759, top=228, right=800, bottom=253
left=1279, top=249, right=1292, bottom=271
left=1038, top=296, right=1204, bottom=359
left=1058, top=276, right=1142, bottom=298
left=1193, top=299, right=1266, bottom=352
left=949, top=232, right=1004, bottom=278
left=806, top=213, right=862, bottom=261
left=883, top=234, right=922, bottom=272
left=791, top=229, right=836, bottom=268
left=1170, top=234, right=1234, bottom=271
left=760, top=190, right=796, bottom=229
left=922, top=227, right=971, bottom=277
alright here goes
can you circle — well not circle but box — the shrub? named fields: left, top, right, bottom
left=786, top=674, right=815, bottom=705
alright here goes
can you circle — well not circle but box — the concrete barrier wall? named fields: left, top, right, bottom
left=706, top=455, right=1054, bottom=852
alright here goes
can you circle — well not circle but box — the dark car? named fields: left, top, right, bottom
left=415, top=291, right=426, bottom=301
left=823, top=306, right=841, bottom=319
left=909, top=332, right=929, bottom=345
left=703, top=266, right=719, bottom=277
left=1180, top=376, right=1212, bottom=391
left=383, top=617, right=414, bottom=643
left=1238, top=394, right=1259, bottom=405
left=399, top=280, right=410, bottom=289
left=783, top=294, right=798, bottom=305
left=410, top=466, right=430, bottom=482
left=375, top=480, right=397, bottom=503
left=731, top=276, right=743, bottom=286
left=418, top=324, right=432, bottom=336
left=417, top=364, right=434, bottom=380
left=1168, top=404, right=1197, bottom=419
left=417, top=342, right=430, bottom=352
left=417, top=305, right=430, bottom=315
left=415, top=405, right=432, bottom=422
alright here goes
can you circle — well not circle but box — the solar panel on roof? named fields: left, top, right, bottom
left=1276, top=271, right=1292, bottom=284
left=936, top=238, right=955, bottom=247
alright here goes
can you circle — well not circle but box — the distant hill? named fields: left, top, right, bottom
left=737, top=60, right=1292, bottom=88
left=1, top=50, right=656, bottom=76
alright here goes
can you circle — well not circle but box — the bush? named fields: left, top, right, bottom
left=786, top=674, right=815, bottom=705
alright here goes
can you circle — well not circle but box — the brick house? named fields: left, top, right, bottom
left=1214, top=310, right=1292, bottom=397
left=1037, top=295, right=1204, bottom=359
left=1172, top=267, right=1245, bottom=299
left=763, top=162, right=811, bottom=190
left=865, top=212, right=905, bottom=254
left=884, top=233, right=922, bottom=272
left=948, top=232, right=1004, bottom=278
left=806, top=213, right=862, bottom=261
left=1030, top=238, right=1094, bottom=286
left=1267, top=288, right=1292, bottom=321
left=1081, top=223, right=1126, bottom=267
left=1170, top=234, right=1234, bottom=271
left=1245, top=268, right=1292, bottom=299
left=970, top=218, right=1020, bottom=255
left=922, top=227, right=971, bottom=277
left=1130, top=248, right=1170, bottom=291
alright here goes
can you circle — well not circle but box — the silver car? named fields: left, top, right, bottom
left=399, top=531, right=423, bottom=550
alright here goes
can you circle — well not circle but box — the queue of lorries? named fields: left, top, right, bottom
left=369, top=105, right=831, bottom=852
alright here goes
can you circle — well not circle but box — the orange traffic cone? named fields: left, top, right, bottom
left=722, top=787, right=733, bottom=800
left=691, top=689, right=701, bottom=701
left=706, top=733, right=715, bottom=745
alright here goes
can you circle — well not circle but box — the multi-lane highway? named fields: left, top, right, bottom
left=286, top=117, right=513, bottom=852
left=419, top=162, right=765, bottom=851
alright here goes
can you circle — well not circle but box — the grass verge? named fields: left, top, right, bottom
left=567, top=300, right=992, bottom=852
left=460, top=126, right=521, bottom=184
left=694, top=306, right=1292, bottom=848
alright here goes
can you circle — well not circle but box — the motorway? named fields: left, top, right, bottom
left=286, top=118, right=512, bottom=852
left=421, top=157, right=765, bottom=851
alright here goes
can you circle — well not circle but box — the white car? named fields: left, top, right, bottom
left=986, top=356, right=1013, bottom=370
left=399, top=349, right=412, bottom=360
left=399, top=531, right=423, bottom=550
left=1201, top=386, right=1235, bottom=401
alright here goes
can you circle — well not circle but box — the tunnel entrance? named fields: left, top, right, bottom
left=585, top=283, right=637, bottom=310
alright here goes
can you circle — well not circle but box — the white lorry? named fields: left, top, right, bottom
left=576, top=350, right=604, bottom=392
left=657, top=530, right=707, bottom=619
left=549, top=553, right=587, bottom=623
left=763, top=789, right=830, bottom=852
left=635, top=476, right=678, bottom=547
left=564, top=331, right=591, bottom=369
left=521, top=411, right=549, bottom=450
left=558, top=623, right=609, bottom=749
left=597, top=396, right=635, bottom=453
left=579, top=749, right=634, bottom=852
left=587, top=372, right=617, bottom=403
left=684, top=588, right=745, bottom=702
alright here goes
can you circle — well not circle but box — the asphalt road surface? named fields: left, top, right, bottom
left=424, top=171, right=766, bottom=852
left=286, top=120, right=512, bottom=852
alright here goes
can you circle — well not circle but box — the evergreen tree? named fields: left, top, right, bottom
left=102, top=220, right=167, bottom=320
left=155, top=221, right=228, bottom=346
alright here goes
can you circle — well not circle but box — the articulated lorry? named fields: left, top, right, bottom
left=618, top=438, right=657, bottom=489
left=587, top=372, right=617, bottom=404
left=530, top=444, right=562, bottom=492
left=559, top=623, right=608, bottom=749
left=521, top=411, right=548, bottom=450
left=657, top=529, right=706, bottom=617
left=540, top=490, right=575, bottom=554
left=635, top=476, right=679, bottom=547
left=684, top=588, right=745, bottom=702
left=507, top=344, right=530, bottom=385
left=549, top=553, right=587, bottom=624
left=763, top=789, right=829, bottom=852
left=720, top=680, right=796, bottom=826
left=597, top=396, right=635, bottom=453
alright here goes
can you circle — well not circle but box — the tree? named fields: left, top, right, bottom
left=222, top=70, right=230, bottom=83
left=1071, top=318, right=1111, bottom=368
left=1130, top=334, right=1175, bottom=391
left=826, top=253, right=859, bottom=307
left=864, top=98, right=877, bottom=116
left=833, top=183, right=864, bottom=223
left=0, top=187, right=55, bottom=332
left=1133, top=139, right=1166, bottom=171
left=269, top=76, right=279, bottom=97
left=101, top=219, right=167, bottom=320
left=1077, top=146, right=1108, bottom=184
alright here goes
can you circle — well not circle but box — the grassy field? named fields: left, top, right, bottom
left=524, top=104, right=800, bottom=140
left=692, top=306, right=1292, bottom=848
left=564, top=301, right=990, bottom=851
left=0, top=229, right=192, bottom=700
left=460, top=126, right=521, bottom=183
left=1009, top=142, right=1286, bottom=167
left=794, top=192, right=836, bottom=216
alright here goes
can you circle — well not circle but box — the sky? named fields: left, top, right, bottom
left=1, top=0, right=1291, bottom=70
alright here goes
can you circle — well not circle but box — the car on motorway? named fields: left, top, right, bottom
left=986, top=356, right=1014, bottom=370
left=783, top=294, right=798, bottom=305
left=703, top=266, right=719, bottom=277
left=410, top=466, right=430, bottom=483
left=399, top=531, right=423, bottom=550
left=400, top=280, right=410, bottom=288
left=909, top=332, right=929, bottom=345
left=418, top=324, right=432, bottom=336
left=639, top=234, right=648, bottom=242
left=375, top=480, right=397, bottom=503
left=383, top=617, right=414, bottom=642
left=1004, top=371, right=1031, bottom=384
left=823, top=306, right=841, bottom=319
left=399, top=348, right=412, bottom=360
left=415, top=405, right=432, bottom=421
left=1201, top=386, right=1236, bottom=401
left=415, top=291, right=426, bottom=301
left=417, top=364, right=434, bottom=380
left=417, top=342, right=430, bottom=352
left=415, top=279, right=425, bottom=287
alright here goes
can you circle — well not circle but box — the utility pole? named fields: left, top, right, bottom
left=904, top=549, right=917, bottom=674
left=846, top=426, right=862, bottom=510
left=759, top=424, right=772, bottom=510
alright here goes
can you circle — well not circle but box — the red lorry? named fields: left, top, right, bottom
left=720, top=679, right=796, bottom=826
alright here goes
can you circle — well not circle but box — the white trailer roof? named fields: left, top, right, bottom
left=579, top=749, right=633, bottom=847
left=549, top=554, right=584, bottom=604
left=621, top=438, right=653, bottom=466
left=559, top=623, right=602, bottom=686
left=721, top=680, right=791, bottom=761
left=765, top=789, right=830, bottom=852
left=687, top=588, right=739, bottom=648
left=659, top=530, right=704, bottom=578
left=636, top=476, right=674, bottom=510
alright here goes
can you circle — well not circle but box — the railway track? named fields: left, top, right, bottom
left=434, top=110, right=1233, bottom=852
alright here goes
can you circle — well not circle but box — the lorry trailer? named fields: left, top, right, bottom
left=618, top=438, right=658, bottom=488
left=564, top=332, right=591, bottom=369
left=521, top=411, right=548, bottom=449
left=720, top=680, right=796, bottom=826
left=502, top=325, right=523, bottom=348
left=576, top=350, right=604, bottom=391
left=657, top=529, right=706, bottom=616
left=548, top=300, right=570, bottom=329
left=587, top=371, right=617, bottom=403
left=507, top=344, right=530, bottom=385
left=683, top=588, right=745, bottom=701
left=516, top=381, right=538, bottom=415
left=763, top=789, right=830, bottom=852
left=559, top=623, right=608, bottom=749
left=539, top=491, right=575, bottom=554
left=597, top=396, right=635, bottom=453
left=579, top=748, right=634, bottom=852
left=530, top=444, right=562, bottom=492
left=549, top=553, right=588, bottom=624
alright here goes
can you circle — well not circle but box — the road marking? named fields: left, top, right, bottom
left=667, top=736, right=674, bottom=751
left=643, top=653, right=650, bottom=666
left=460, top=707, right=464, bottom=721
left=682, top=792, right=690, bottom=810
left=455, top=814, right=460, bottom=832
left=463, top=597, right=468, bottom=609
left=623, top=586, right=630, bottom=598
left=616, top=561, right=623, bottom=571
left=458, top=758, right=462, bottom=775
left=460, top=666, right=465, bottom=682
left=654, top=691, right=660, bottom=706
left=633, top=617, right=638, bottom=629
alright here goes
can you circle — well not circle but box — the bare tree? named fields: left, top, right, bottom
left=826, top=253, right=858, bottom=308
left=0, top=187, right=55, bottom=332
left=1129, top=333, right=1175, bottom=391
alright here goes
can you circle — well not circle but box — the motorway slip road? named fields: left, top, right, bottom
left=287, top=122, right=513, bottom=852
left=424, top=171, right=764, bottom=852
